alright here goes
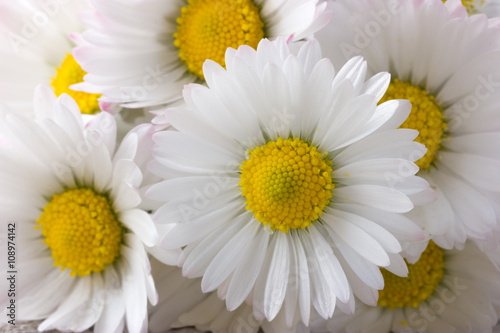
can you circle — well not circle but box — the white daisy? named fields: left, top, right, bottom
left=0, top=86, right=164, bottom=333
left=311, top=241, right=500, bottom=333
left=74, top=0, right=333, bottom=109
left=149, top=257, right=311, bottom=333
left=0, top=0, right=105, bottom=116
left=316, top=0, right=500, bottom=252
left=147, top=37, right=431, bottom=324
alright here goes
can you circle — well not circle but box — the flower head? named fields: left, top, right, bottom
left=148, top=37, right=431, bottom=323
left=0, top=86, right=168, bottom=333
left=74, top=0, right=333, bottom=109
left=316, top=0, right=500, bottom=252
left=312, top=242, right=500, bottom=333
left=0, top=0, right=100, bottom=115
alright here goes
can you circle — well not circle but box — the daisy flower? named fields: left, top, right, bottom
left=149, top=257, right=310, bottom=333
left=147, top=37, right=431, bottom=324
left=311, top=241, right=500, bottom=333
left=0, top=0, right=104, bottom=116
left=0, top=86, right=162, bottom=333
left=74, top=0, right=333, bottom=109
left=316, top=0, right=500, bottom=251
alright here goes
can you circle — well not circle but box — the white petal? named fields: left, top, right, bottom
left=326, top=225, right=384, bottom=290
left=333, top=185, right=414, bottom=213
left=226, top=227, right=269, bottom=311
left=322, top=212, right=390, bottom=267
left=201, top=219, right=260, bottom=292
left=293, top=232, right=311, bottom=324
left=120, top=209, right=158, bottom=247
left=181, top=216, right=246, bottom=277
left=326, top=208, right=402, bottom=253
left=263, top=232, right=290, bottom=321
left=439, top=151, right=500, bottom=192
left=384, top=253, right=408, bottom=277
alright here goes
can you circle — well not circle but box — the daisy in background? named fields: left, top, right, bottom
left=0, top=0, right=155, bottom=141
left=316, top=0, right=500, bottom=254
left=0, top=86, right=170, bottom=333
left=73, top=0, right=333, bottom=109
left=0, top=0, right=99, bottom=116
left=310, top=241, right=500, bottom=333
left=148, top=36, right=433, bottom=327
left=149, top=257, right=311, bottom=333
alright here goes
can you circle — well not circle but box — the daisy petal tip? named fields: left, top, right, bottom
left=68, top=33, right=78, bottom=42
left=399, top=98, right=411, bottom=108
left=263, top=306, right=280, bottom=323
left=338, top=290, right=351, bottom=304
left=99, top=101, right=112, bottom=112
left=159, top=235, right=176, bottom=250
left=225, top=299, right=240, bottom=312
left=252, top=308, right=266, bottom=322
left=414, top=230, right=427, bottom=242
left=144, top=234, right=159, bottom=249
left=403, top=202, right=415, bottom=214
left=200, top=278, right=216, bottom=294
left=57, top=93, right=81, bottom=117
left=378, top=71, right=391, bottom=84
left=37, top=320, right=50, bottom=332
left=151, top=292, right=159, bottom=306
left=34, top=84, right=57, bottom=105
left=202, top=59, right=223, bottom=78
left=182, top=83, right=199, bottom=98
left=347, top=55, right=365, bottom=66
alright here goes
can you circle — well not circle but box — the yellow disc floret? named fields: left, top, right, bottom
left=51, top=54, right=101, bottom=115
left=442, top=0, right=484, bottom=14
left=378, top=241, right=445, bottom=309
left=36, top=188, right=123, bottom=277
left=174, top=0, right=265, bottom=80
left=379, top=79, right=446, bottom=170
left=239, top=138, right=334, bottom=233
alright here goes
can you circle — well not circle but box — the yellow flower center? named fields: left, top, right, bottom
left=36, top=188, right=123, bottom=277
left=239, top=138, right=334, bottom=233
left=174, top=0, right=265, bottom=80
left=51, top=54, right=101, bottom=115
left=379, top=79, right=446, bottom=170
left=442, top=0, right=484, bottom=14
left=378, top=241, right=445, bottom=309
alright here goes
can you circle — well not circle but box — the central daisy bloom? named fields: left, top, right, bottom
left=379, top=79, right=447, bottom=170
left=378, top=241, right=444, bottom=309
left=51, top=54, right=101, bottom=115
left=174, top=0, right=265, bottom=79
left=149, top=38, right=430, bottom=324
left=37, top=188, right=123, bottom=277
left=240, top=137, right=333, bottom=232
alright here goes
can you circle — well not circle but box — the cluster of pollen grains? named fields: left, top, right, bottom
left=442, top=0, right=484, bottom=14
left=36, top=188, right=123, bottom=277
left=174, top=0, right=265, bottom=80
left=378, top=241, right=445, bottom=309
left=239, top=138, right=334, bottom=233
left=51, top=54, right=101, bottom=115
left=379, top=79, right=447, bottom=170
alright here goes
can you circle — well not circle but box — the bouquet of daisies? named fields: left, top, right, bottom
left=1, top=0, right=500, bottom=332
